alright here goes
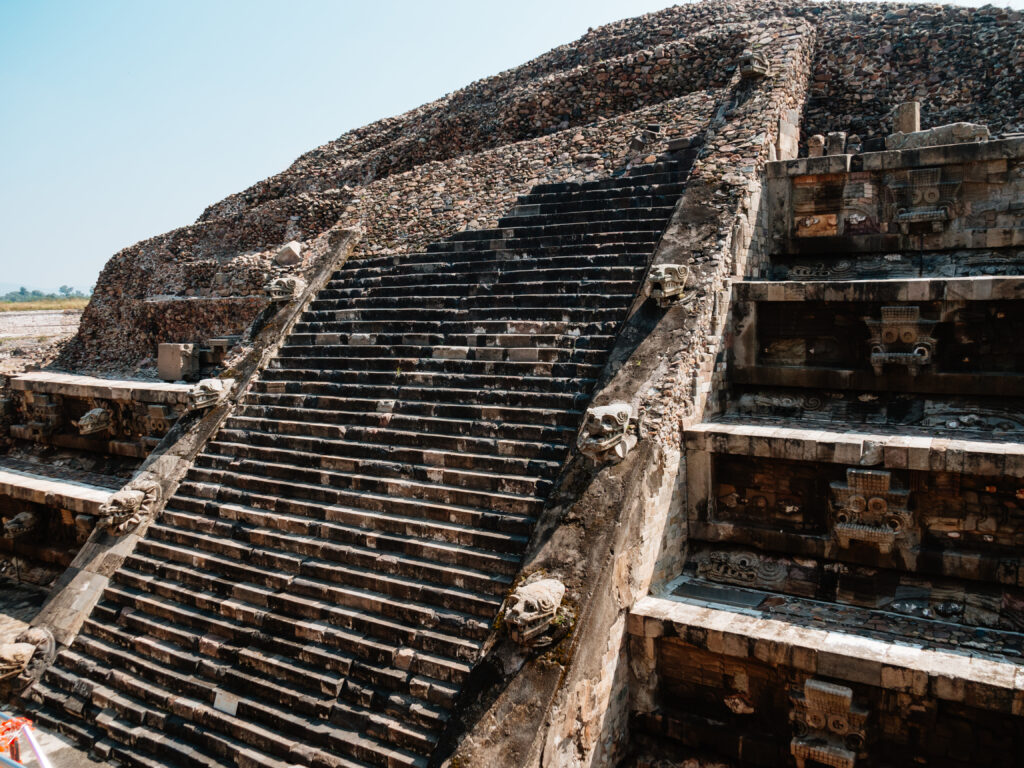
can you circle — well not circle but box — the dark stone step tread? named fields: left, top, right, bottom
left=285, top=333, right=617, bottom=352
left=72, top=634, right=442, bottom=756
left=82, top=595, right=462, bottom=709
left=328, top=268, right=644, bottom=290
left=175, top=479, right=534, bottom=544
left=163, top=502, right=521, bottom=578
left=53, top=647, right=422, bottom=767
left=31, top=673, right=277, bottom=768
left=340, top=251, right=651, bottom=276
left=268, top=357, right=604, bottom=380
left=223, top=415, right=571, bottom=460
left=126, top=533, right=498, bottom=629
left=246, top=381, right=589, bottom=410
left=170, top=490, right=529, bottom=560
left=277, top=343, right=609, bottom=365
left=189, top=460, right=547, bottom=515
left=102, top=580, right=480, bottom=675
left=146, top=520, right=508, bottom=609
left=260, top=367, right=600, bottom=394
left=205, top=436, right=562, bottom=484
left=239, top=392, right=584, bottom=422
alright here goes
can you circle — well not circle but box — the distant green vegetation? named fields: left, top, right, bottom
left=1, top=285, right=92, bottom=303
left=0, top=298, right=90, bottom=312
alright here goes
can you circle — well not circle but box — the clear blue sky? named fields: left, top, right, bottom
left=1, top=0, right=1019, bottom=294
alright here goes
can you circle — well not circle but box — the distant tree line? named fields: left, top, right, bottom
left=1, top=285, right=93, bottom=302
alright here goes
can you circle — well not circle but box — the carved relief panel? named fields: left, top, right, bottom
left=883, top=166, right=963, bottom=234
left=790, top=679, right=869, bottom=768
left=864, top=306, right=937, bottom=376
left=829, top=469, right=916, bottom=555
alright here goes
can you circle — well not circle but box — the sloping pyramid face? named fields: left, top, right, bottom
left=27, top=153, right=698, bottom=766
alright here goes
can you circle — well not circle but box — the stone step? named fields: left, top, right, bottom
left=103, top=574, right=481, bottom=672
left=260, top=366, right=599, bottom=395
left=290, top=318, right=619, bottom=341
left=282, top=342, right=606, bottom=370
left=301, top=305, right=628, bottom=324
left=340, top=249, right=651, bottom=277
left=170, top=495, right=522, bottom=579
left=527, top=172, right=688, bottom=196
left=330, top=265, right=644, bottom=294
left=424, top=230, right=660, bottom=253
left=194, top=450, right=550, bottom=504
left=246, top=379, right=590, bottom=412
left=85, top=595, right=461, bottom=707
left=442, top=217, right=669, bottom=244
left=144, top=519, right=507, bottom=613
left=175, top=479, right=533, bottom=548
left=229, top=407, right=575, bottom=453
left=85, top=601, right=455, bottom=730
left=316, top=278, right=640, bottom=302
left=161, top=504, right=520, bottom=581
left=506, top=192, right=683, bottom=217
left=497, top=204, right=676, bottom=228
left=115, top=544, right=491, bottom=647
left=210, top=430, right=563, bottom=479
left=308, top=289, right=637, bottom=312
left=224, top=412, right=570, bottom=459
left=53, top=645, right=424, bottom=767
left=77, top=629, right=445, bottom=757
left=269, top=352, right=604, bottom=380
left=33, top=671, right=292, bottom=768
left=284, top=334, right=616, bottom=357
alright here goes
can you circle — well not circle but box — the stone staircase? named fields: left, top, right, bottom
left=630, top=141, right=1024, bottom=765
left=22, top=154, right=698, bottom=767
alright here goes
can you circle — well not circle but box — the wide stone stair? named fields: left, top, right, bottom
left=22, top=153, right=697, bottom=767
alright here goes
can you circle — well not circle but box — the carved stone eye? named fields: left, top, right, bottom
left=807, top=712, right=827, bottom=730
left=849, top=495, right=867, bottom=513
left=923, top=188, right=940, bottom=204
left=867, top=497, right=887, bottom=515
left=882, top=328, right=899, bottom=344
left=829, top=715, right=849, bottom=734
left=900, top=327, right=917, bottom=344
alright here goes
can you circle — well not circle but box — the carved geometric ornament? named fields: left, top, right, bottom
left=863, top=306, right=937, bottom=376
left=790, top=678, right=869, bottom=768
left=829, top=469, right=914, bottom=555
